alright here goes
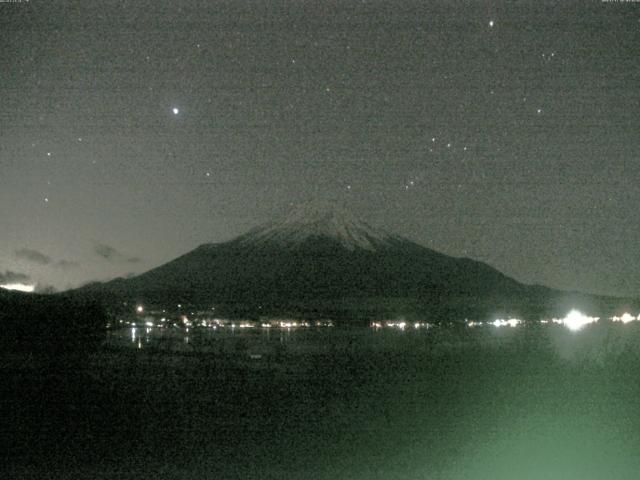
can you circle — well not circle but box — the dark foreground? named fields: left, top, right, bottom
left=3, top=324, right=640, bottom=479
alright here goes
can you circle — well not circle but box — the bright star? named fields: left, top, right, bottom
left=172, top=107, right=179, bottom=115
left=489, top=20, right=495, bottom=27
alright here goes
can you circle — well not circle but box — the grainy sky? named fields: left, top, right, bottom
left=1, top=0, right=638, bottom=296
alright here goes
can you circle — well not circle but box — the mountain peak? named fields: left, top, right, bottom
left=236, top=200, right=397, bottom=251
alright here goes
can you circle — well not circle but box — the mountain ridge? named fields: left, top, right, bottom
left=73, top=201, right=637, bottom=321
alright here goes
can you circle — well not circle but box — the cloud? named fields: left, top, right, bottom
left=94, top=243, right=141, bottom=263
left=0, top=270, right=31, bottom=284
left=15, top=248, right=79, bottom=269
left=15, top=248, right=51, bottom=265
left=95, top=244, right=119, bottom=260
left=55, top=259, right=80, bottom=269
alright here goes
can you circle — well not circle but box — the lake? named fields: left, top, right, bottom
left=4, top=321, right=640, bottom=479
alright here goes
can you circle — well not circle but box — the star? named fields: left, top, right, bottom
left=172, top=107, right=180, bottom=115
left=489, top=20, right=495, bottom=28
left=537, top=108, right=542, bottom=114
left=46, top=152, right=51, bottom=157
left=44, top=197, right=49, bottom=203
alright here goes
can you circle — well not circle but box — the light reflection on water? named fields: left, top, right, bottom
left=108, top=319, right=640, bottom=366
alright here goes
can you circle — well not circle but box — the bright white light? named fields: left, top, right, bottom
left=489, top=20, right=495, bottom=27
left=172, top=107, right=179, bottom=115
left=562, top=309, right=598, bottom=331
left=1, top=283, right=35, bottom=292
left=136, top=305, right=144, bottom=313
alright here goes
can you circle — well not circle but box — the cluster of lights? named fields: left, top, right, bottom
left=124, top=315, right=334, bottom=330
left=466, top=318, right=522, bottom=328
left=491, top=318, right=522, bottom=328
left=124, top=308, right=640, bottom=334
left=611, top=313, right=640, bottom=324
left=371, top=321, right=432, bottom=330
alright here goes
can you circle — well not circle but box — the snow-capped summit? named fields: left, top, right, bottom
left=237, top=200, right=398, bottom=251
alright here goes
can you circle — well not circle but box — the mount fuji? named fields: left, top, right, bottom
left=77, top=201, right=632, bottom=321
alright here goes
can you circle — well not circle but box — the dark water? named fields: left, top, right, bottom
left=4, top=323, right=640, bottom=479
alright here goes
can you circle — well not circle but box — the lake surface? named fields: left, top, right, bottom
left=5, top=322, right=640, bottom=479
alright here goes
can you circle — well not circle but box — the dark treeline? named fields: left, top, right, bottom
left=0, top=290, right=106, bottom=356
left=0, top=290, right=110, bottom=465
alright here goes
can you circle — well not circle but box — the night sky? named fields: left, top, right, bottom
left=1, top=0, right=638, bottom=296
